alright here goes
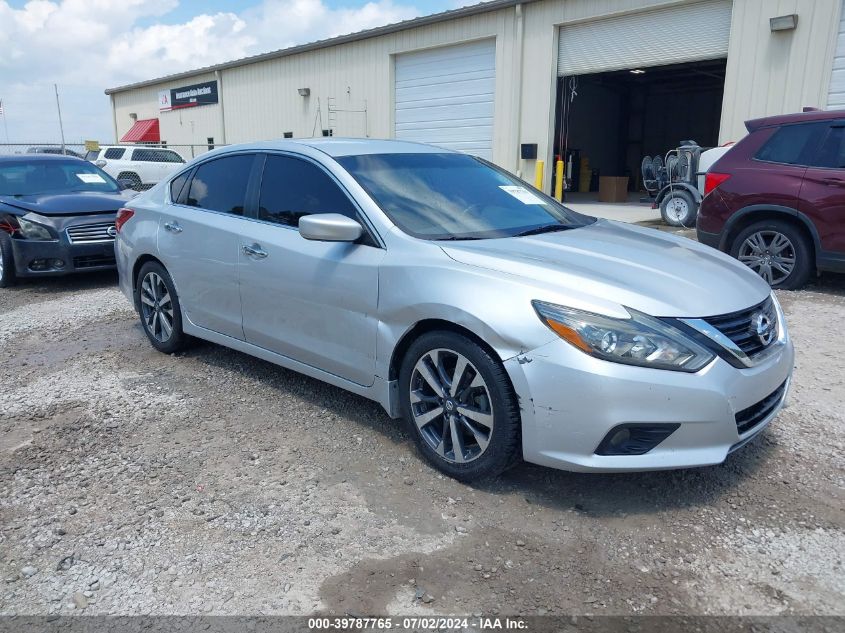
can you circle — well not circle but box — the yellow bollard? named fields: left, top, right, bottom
left=554, top=159, right=564, bottom=202
left=534, top=160, right=545, bottom=191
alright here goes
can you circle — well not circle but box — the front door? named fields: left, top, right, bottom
left=158, top=153, right=258, bottom=339
left=237, top=153, right=384, bottom=386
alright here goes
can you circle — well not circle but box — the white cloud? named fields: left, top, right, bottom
left=0, top=0, right=421, bottom=143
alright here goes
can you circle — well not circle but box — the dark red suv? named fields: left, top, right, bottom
left=697, top=109, right=845, bottom=289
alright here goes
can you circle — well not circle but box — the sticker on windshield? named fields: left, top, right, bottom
left=77, top=173, right=106, bottom=184
left=499, top=185, right=545, bottom=205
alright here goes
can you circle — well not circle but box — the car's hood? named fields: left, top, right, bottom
left=0, top=191, right=133, bottom=216
left=440, top=219, right=770, bottom=318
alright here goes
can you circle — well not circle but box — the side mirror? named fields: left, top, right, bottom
left=95, top=160, right=107, bottom=167
left=117, top=179, right=134, bottom=190
left=299, top=214, right=363, bottom=242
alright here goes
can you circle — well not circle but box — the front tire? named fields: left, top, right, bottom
left=0, top=231, right=17, bottom=288
left=660, top=190, right=697, bottom=227
left=136, top=262, right=188, bottom=353
left=730, top=220, right=813, bottom=290
left=399, top=331, right=521, bottom=482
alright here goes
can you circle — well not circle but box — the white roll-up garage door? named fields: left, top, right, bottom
left=828, top=0, right=845, bottom=108
left=558, top=0, right=732, bottom=77
left=394, top=39, right=495, bottom=160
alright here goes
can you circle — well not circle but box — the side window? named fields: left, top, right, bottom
left=162, top=150, right=185, bottom=164
left=186, top=155, right=254, bottom=215
left=170, top=171, right=191, bottom=204
left=755, top=122, right=828, bottom=165
left=258, top=154, right=358, bottom=228
left=810, top=126, right=845, bottom=168
left=104, top=147, right=125, bottom=160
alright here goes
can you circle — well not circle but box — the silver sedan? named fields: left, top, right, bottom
left=114, top=139, right=793, bottom=481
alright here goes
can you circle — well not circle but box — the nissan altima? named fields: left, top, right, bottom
left=114, top=139, right=793, bottom=481
left=0, top=154, right=134, bottom=286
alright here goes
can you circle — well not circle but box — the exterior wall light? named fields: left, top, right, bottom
left=770, top=14, right=798, bottom=31
left=298, top=88, right=311, bottom=97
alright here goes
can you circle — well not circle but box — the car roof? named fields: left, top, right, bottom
left=746, top=109, right=845, bottom=132
left=0, top=154, right=84, bottom=163
left=216, top=138, right=454, bottom=158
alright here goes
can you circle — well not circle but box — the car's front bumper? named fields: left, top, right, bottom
left=10, top=236, right=116, bottom=277
left=505, top=333, right=793, bottom=473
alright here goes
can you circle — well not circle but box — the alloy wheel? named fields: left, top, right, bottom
left=0, top=241, right=4, bottom=280
left=140, top=272, right=174, bottom=342
left=409, top=348, right=494, bottom=464
left=737, top=230, right=796, bottom=285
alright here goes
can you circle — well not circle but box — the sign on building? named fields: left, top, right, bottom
left=159, top=80, right=218, bottom=112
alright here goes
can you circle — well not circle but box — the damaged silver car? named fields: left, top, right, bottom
left=114, top=139, right=793, bottom=481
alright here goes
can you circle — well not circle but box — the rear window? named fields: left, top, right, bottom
left=104, top=148, right=126, bottom=160
left=755, top=122, right=829, bottom=165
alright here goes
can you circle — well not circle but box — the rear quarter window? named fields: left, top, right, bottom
left=754, top=122, right=829, bottom=166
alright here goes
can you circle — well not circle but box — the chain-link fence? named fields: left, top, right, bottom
left=0, top=142, right=227, bottom=191
left=0, top=142, right=224, bottom=160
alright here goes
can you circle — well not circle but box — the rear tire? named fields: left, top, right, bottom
left=660, top=190, right=697, bottom=227
left=135, top=261, right=189, bottom=353
left=118, top=172, right=143, bottom=191
left=730, top=220, right=813, bottom=290
left=0, top=231, right=17, bottom=288
left=399, top=331, right=521, bottom=482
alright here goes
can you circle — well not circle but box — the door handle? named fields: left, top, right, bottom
left=242, top=243, right=268, bottom=259
left=163, top=221, right=183, bottom=233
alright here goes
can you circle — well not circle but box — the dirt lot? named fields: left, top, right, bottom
left=0, top=267, right=843, bottom=617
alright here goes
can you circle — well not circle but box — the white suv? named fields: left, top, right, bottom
left=86, top=146, right=186, bottom=190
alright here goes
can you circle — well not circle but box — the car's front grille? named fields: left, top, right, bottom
left=702, top=296, right=777, bottom=358
left=67, top=222, right=115, bottom=244
left=735, top=380, right=787, bottom=435
left=73, top=254, right=116, bottom=269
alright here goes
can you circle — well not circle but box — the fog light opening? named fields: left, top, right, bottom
left=595, top=424, right=681, bottom=456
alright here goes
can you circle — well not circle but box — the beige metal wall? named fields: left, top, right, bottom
left=220, top=7, right=518, bottom=165
left=719, top=0, right=843, bottom=143
left=109, top=0, right=844, bottom=187
left=111, top=71, right=223, bottom=157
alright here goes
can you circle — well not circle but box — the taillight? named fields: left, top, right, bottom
left=704, top=172, right=731, bottom=196
left=115, top=208, right=135, bottom=233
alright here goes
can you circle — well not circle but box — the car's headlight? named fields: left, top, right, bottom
left=532, top=300, right=715, bottom=372
left=16, top=218, right=54, bottom=240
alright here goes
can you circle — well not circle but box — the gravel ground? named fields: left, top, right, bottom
left=0, top=269, right=843, bottom=617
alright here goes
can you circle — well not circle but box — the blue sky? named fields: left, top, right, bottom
left=128, top=0, right=465, bottom=25
left=1, top=0, right=475, bottom=141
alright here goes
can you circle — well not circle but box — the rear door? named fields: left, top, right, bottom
left=157, top=153, right=259, bottom=339
left=237, top=153, right=384, bottom=386
left=798, top=123, right=845, bottom=254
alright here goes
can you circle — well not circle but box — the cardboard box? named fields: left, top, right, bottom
left=598, top=176, right=629, bottom=203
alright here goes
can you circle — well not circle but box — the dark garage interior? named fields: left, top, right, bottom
left=553, top=58, right=727, bottom=198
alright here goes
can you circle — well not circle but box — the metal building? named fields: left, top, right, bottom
left=105, top=0, right=845, bottom=192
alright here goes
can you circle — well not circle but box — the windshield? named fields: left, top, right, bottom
left=0, top=160, right=120, bottom=196
left=337, top=152, right=594, bottom=240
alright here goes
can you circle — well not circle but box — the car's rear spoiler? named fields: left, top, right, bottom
left=746, top=107, right=832, bottom=132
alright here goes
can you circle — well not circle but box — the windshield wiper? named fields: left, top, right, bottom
left=513, top=224, right=571, bottom=238
left=435, top=235, right=485, bottom=241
